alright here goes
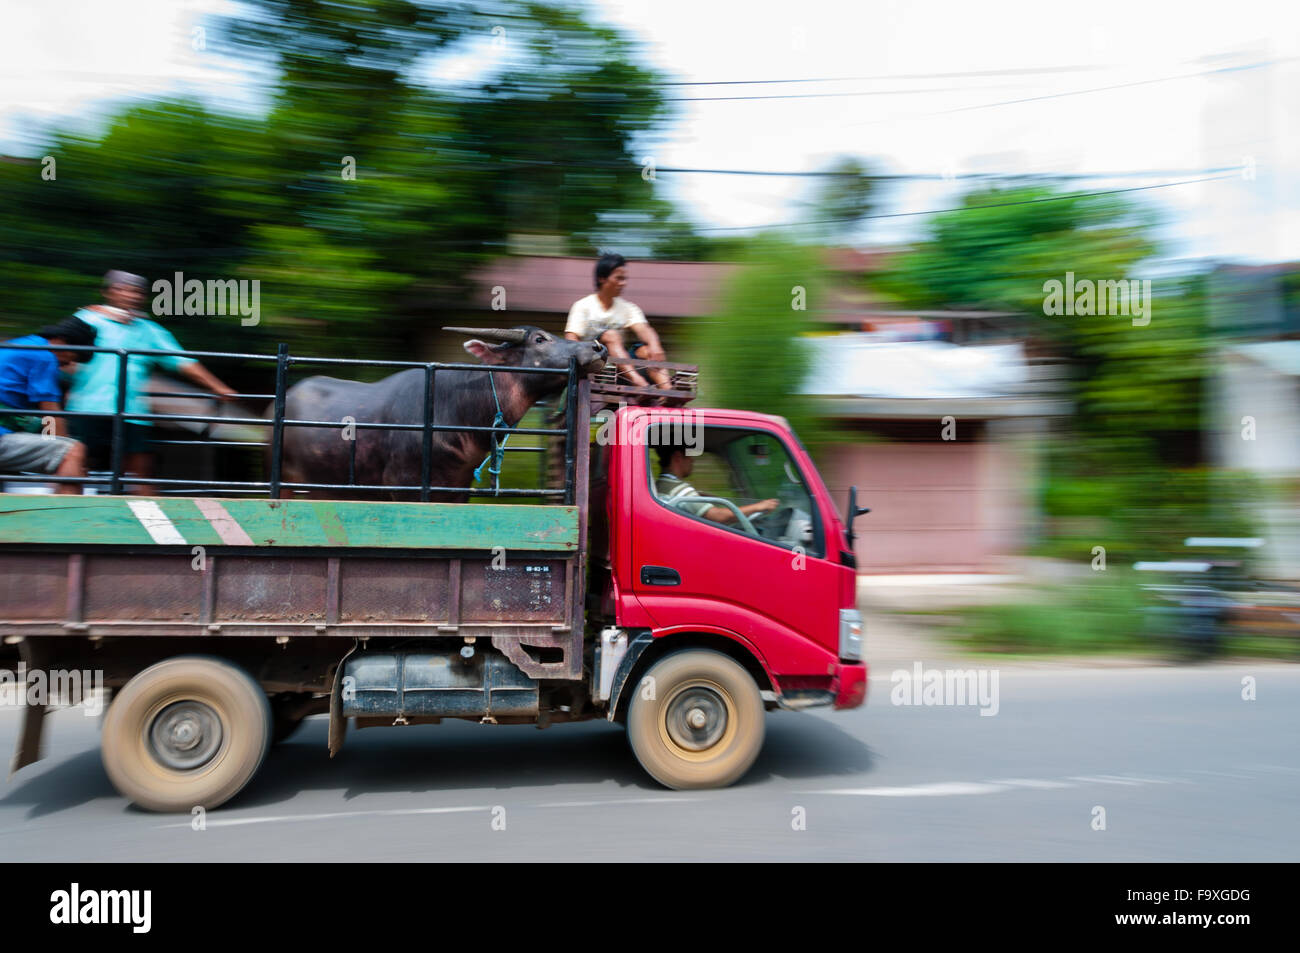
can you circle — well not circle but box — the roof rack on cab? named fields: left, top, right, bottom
left=589, top=356, right=698, bottom=411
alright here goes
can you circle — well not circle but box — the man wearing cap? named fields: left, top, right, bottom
left=65, top=270, right=236, bottom=495
left=0, top=317, right=98, bottom=494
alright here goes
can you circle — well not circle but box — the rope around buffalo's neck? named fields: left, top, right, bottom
left=472, top=370, right=511, bottom=488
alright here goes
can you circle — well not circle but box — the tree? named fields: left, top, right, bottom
left=870, top=184, right=1204, bottom=448
left=0, top=1, right=679, bottom=365
left=687, top=235, right=825, bottom=447
left=805, top=155, right=879, bottom=242
left=872, top=183, right=1245, bottom=557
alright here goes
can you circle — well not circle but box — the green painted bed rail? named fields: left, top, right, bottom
left=0, top=495, right=579, bottom=552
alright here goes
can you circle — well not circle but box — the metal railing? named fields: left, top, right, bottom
left=0, top=341, right=580, bottom=503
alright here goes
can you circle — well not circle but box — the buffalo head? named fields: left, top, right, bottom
left=444, top=326, right=607, bottom=382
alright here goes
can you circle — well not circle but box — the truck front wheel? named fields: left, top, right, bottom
left=627, top=649, right=765, bottom=789
left=101, top=656, right=271, bottom=813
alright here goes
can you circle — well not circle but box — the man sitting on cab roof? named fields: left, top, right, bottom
left=565, top=253, right=674, bottom=398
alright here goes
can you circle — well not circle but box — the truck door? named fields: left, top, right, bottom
left=630, top=419, right=845, bottom=673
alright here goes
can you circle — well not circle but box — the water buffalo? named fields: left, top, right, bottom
left=277, top=327, right=606, bottom=501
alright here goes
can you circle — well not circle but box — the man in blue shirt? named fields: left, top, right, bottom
left=67, top=270, right=235, bottom=495
left=0, top=317, right=97, bottom=494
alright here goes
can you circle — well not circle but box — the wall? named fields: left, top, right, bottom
left=821, top=429, right=1031, bottom=573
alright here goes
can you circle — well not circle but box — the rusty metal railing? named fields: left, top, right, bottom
left=0, top=341, right=581, bottom=503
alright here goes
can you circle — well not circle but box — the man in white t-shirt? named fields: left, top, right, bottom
left=564, top=253, right=672, bottom=394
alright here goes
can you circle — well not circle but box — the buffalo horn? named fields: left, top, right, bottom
left=442, top=326, right=529, bottom=344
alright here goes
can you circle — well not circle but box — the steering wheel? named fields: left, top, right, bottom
left=751, top=504, right=795, bottom=538
left=675, top=495, right=758, bottom=535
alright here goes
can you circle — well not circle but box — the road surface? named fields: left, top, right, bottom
left=1, top=663, right=1295, bottom=861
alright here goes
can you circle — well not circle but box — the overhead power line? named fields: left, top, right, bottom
left=644, top=165, right=1243, bottom=180
left=0, top=63, right=1109, bottom=84
left=693, top=173, right=1238, bottom=232
left=658, top=65, right=1112, bottom=85
left=850, top=58, right=1294, bottom=123
left=932, top=58, right=1292, bottom=115
left=665, top=85, right=1018, bottom=102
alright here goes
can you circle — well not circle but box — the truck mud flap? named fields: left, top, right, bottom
left=605, top=630, right=654, bottom=721
left=8, top=639, right=52, bottom=776
left=9, top=703, right=47, bottom=777
left=328, top=642, right=360, bottom=758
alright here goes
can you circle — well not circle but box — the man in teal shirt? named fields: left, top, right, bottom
left=66, top=270, right=235, bottom=495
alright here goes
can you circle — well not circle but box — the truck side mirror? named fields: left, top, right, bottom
left=845, top=485, right=870, bottom=546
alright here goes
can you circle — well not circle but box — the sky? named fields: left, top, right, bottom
left=2, top=0, right=1297, bottom=265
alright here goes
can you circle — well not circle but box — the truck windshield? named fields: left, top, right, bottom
left=647, top=424, right=822, bottom=556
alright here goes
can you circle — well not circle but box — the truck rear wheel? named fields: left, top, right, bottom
left=627, top=649, right=765, bottom=789
left=101, top=656, right=271, bottom=813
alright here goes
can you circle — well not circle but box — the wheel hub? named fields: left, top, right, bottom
left=148, top=700, right=222, bottom=771
left=665, top=686, right=727, bottom=751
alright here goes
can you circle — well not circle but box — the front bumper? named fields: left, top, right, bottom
left=769, top=662, right=868, bottom=711
left=832, top=661, right=868, bottom=709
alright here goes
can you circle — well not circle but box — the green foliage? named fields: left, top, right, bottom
left=685, top=235, right=825, bottom=448
left=873, top=184, right=1215, bottom=447
left=874, top=185, right=1156, bottom=313
left=1037, top=465, right=1262, bottom=564
left=0, top=1, right=676, bottom=370
left=950, top=573, right=1162, bottom=655
left=947, top=562, right=1298, bottom=660
left=805, top=155, right=879, bottom=241
left=874, top=183, right=1239, bottom=565
left=0, top=101, right=271, bottom=346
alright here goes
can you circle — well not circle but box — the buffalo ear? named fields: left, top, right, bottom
left=463, top=339, right=505, bottom=364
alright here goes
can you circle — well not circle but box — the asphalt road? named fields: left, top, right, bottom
left=1, top=663, right=1296, bottom=861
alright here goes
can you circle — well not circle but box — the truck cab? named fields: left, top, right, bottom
left=587, top=404, right=867, bottom=787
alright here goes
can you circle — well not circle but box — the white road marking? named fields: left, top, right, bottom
left=126, top=500, right=186, bottom=545
left=157, top=796, right=710, bottom=829
left=536, top=797, right=704, bottom=808
left=811, top=773, right=1199, bottom=798
left=813, top=781, right=1012, bottom=797
left=1067, top=775, right=1142, bottom=786
left=989, top=777, right=1073, bottom=790
left=158, top=805, right=490, bottom=829
left=155, top=771, right=1250, bottom=825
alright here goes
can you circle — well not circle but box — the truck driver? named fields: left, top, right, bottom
left=655, top=444, right=778, bottom=526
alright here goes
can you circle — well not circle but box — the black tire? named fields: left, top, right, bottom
left=101, top=656, right=271, bottom=812
left=627, top=649, right=765, bottom=789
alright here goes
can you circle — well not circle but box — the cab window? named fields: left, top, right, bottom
left=646, top=424, right=822, bottom=557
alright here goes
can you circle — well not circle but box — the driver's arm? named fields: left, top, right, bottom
left=703, top=498, right=779, bottom=524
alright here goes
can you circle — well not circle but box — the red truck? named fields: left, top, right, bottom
left=0, top=344, right=867, bottom=811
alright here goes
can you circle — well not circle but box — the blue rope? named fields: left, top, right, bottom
left=473, top=370, right=511, bottom=488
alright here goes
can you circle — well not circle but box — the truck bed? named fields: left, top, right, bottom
left=0, top=496, right=587, bottom=680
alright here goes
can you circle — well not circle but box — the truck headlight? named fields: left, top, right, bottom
left=839, top=608, right=863, bottom=661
